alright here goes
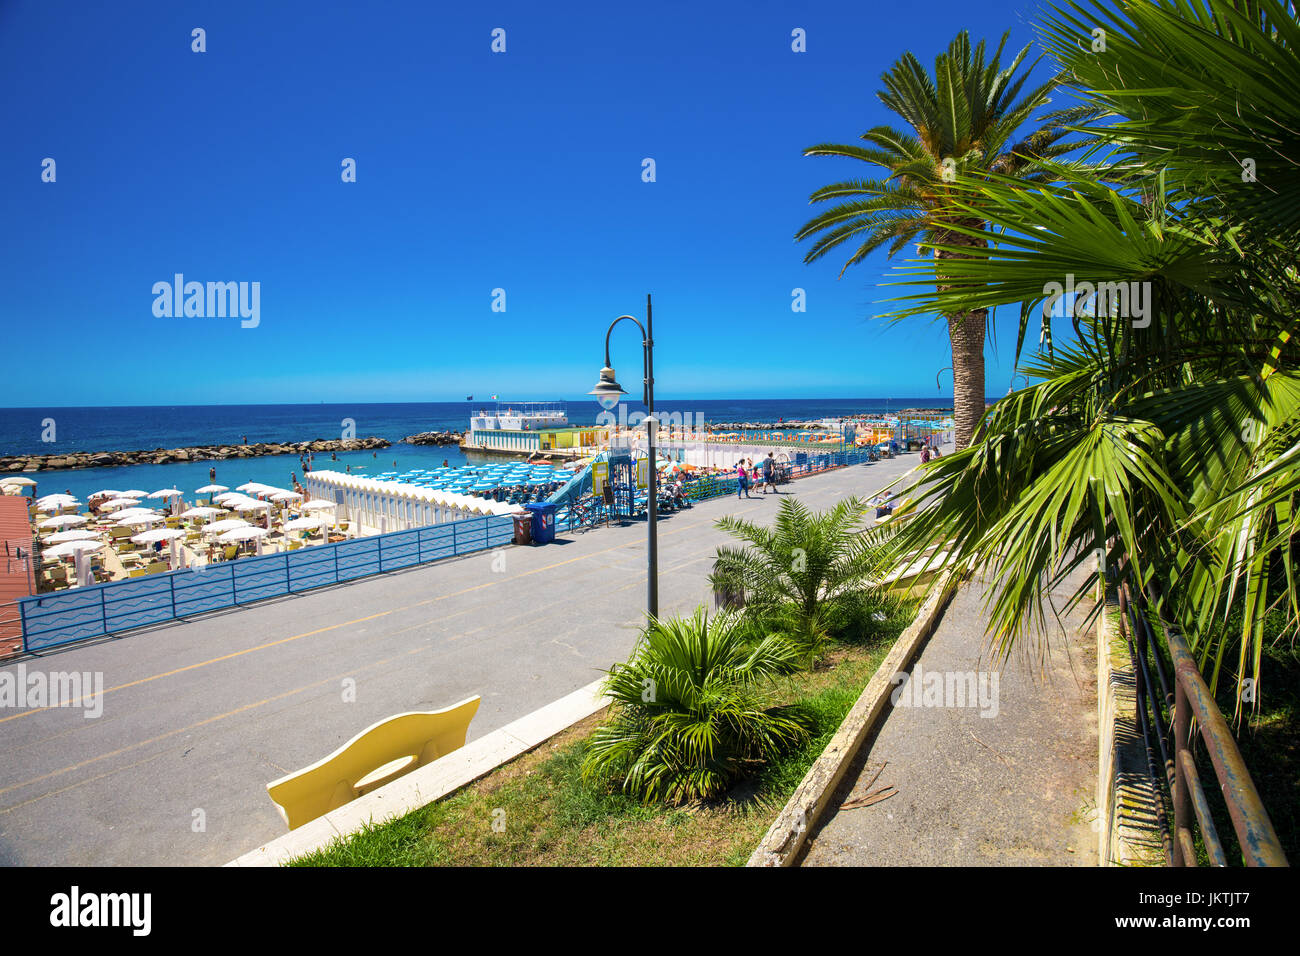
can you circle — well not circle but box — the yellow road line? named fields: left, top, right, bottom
left=0, top=493, right=829, bottom=805
left=0, top=650, right=423, bottom=805
left=0, top=514, right=727, bottom=726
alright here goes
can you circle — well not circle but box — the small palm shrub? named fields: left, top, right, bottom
left=709, top=495, right=884, bottom=655
left=582, top=608, right=814, bottom=804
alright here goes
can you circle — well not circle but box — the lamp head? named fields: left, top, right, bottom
left=589, top=366, right=626, bottom=411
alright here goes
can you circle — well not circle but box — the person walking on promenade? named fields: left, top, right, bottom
left=736, top=460, right=748, bottom=498
left=763, top=452, right=778, bottom=494
left=921, top=445, right=931, bottom=465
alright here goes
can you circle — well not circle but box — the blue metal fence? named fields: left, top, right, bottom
left=550, top=448, right=885, bottom=530
left=18, top=515, right=515, bottom=653
left=682, top=449, right=882, bottom=503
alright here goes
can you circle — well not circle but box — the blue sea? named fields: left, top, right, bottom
left=0, top=399, right=958, bottom=503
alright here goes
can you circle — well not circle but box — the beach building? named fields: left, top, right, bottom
left=464, top=401, right=610, bottom=457
left=0, top=495, right=36, bottom=654
left=302, top=470, right=524, bottom=535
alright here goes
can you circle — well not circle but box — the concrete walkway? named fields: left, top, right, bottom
left=800, top=563, right=1099, bottom=866
left=0, top=451, right=924, bottom=866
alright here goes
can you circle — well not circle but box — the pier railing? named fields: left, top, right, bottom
left=1115, top=558, right=1288, bottom=866
left=673, top=449, right=885, bottom=502
left=553, top=448, right=885, bottom=529
left=17, top=515, right=514, bottom=653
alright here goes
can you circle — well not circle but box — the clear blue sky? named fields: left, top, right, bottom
left=2, top=0, right=1060, bottom=406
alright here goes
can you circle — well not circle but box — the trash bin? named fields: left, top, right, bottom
left=512, top=511, right=532, bottom=546
left=524, top=502, right=557, bottom=544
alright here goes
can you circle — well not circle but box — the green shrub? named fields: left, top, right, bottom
left=710, top=495, right=880, bottom=621
left=582, top=608, right=814, bottom=804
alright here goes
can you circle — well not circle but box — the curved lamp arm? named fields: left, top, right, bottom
left=605, top=314, right=650, bottom=406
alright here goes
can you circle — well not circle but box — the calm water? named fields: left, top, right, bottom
left=0, top=399, right=957, bottom=503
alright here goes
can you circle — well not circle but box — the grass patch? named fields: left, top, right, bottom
left=289, top=608, right=914, bottom=867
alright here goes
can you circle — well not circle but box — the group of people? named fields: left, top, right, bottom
left=919, top=443, right=944, bottom=465
left=736, top=453, right=780, bottom=499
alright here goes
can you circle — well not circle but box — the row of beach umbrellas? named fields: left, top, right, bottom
left=31, top=482, right=345, bottom=586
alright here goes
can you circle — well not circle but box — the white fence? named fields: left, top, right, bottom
left=303, top=471, right=521, bottom=535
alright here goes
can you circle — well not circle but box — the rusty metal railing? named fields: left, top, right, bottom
left=1116, top=567, right=1288, bottom=866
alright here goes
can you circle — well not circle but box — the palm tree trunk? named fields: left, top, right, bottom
left=948, top=309, right=986, bottom=450
left=935, top=225, right=988, bottom=451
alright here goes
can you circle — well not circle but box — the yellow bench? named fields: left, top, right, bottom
left=266, top=696, right=480, bottom=830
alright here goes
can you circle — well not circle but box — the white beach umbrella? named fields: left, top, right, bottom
left=120, top=489, right=149, bottom=498
left=116, top=513, right=166, bottom=528
left=38, top=514, right=89, bottom=529
left=130, top=529, right=186, bottom=570
left=47, top=529, right=100, bottom=543
left=218, top=527, right=271, bottom=557
left=195, top=484, right=228, bottom=494
left=131, top=528, right=186, bottom=544
left=89, top=489, right=122, bottom=498
left=233, top=499, right=270, bottom=512
left=43, top=539, right=103, bottom=559
left=44, top=539, right=103, bottom=587
left=270, top=491, right=302, bottom=502
left=282, top=516, right=329, bottom=531
left=283, top=515, right=329, bottom=542
left=179, top=506, right=225, bottom=519
left=110, top=507, right=159, bottom=521
left=99, top=497, right=141, bottom=511
left=236, top=481, right=274, bottom=493
left=203, top=518, right=252, bottom=534
left=36, top=494, right=79, bottom=510
left=1, top=476, right=37, bottom=490
left=300, top=499, right=337, bottom=512
left=150, top=488, right=186, bottom=516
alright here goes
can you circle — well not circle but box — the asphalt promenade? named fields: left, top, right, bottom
left=800, top=563, right=1100, bottom=866
left=0, top=450, right=923, bottom=866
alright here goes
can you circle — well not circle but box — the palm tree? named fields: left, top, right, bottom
left=710, top=495, right=882, bottom=660
left=795, top=30, right=1089, bottom=450
left=711, top=495, right=877, bottom=614
left=872, top=0, right=1300, bottom=711
left=582, top=608, right=812, bottom=803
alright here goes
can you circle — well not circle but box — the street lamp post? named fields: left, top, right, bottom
left=589, top=294, right=658, bottom=619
